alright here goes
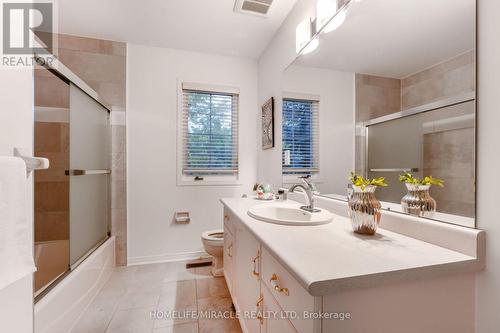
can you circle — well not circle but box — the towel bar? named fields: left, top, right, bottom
left=13, top=148, right=50, bottom=173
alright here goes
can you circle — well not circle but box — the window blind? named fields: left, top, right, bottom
left=182, top=89, right=239, bottom=175
left=282, top=98, right=319, bottom=174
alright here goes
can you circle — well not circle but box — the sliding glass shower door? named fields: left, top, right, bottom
left=69, top=84, right=110, bottom=266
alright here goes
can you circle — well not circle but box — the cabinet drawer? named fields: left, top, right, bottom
left=261, top=248, right=316, bottom=333
left=261, top=282, right=298, bottom=333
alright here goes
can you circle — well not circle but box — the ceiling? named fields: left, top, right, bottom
left=295, top=0, right=475, bottom=78
left=57, top=0, right=297, bottom=59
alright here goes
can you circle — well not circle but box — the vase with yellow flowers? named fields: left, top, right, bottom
left=348, top=172, right=388, bottom=235
left=399, top=173, right=444, bottom=218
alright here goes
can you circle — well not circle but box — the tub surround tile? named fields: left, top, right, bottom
left=111, top=125, right=127, bottom=153
left=34, top=73, right=70, bottom=108
left=34, top=211, right=69, bottom=241
left=58, top=34, right=127, bottom=57
left=355, top=73, right=401, bottom=122
left=402, top=51, right=475, bottom=110
left=111, top=180, right=127, bottom=209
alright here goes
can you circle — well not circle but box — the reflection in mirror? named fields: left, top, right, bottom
left=281, top=0, right=475, bottom=227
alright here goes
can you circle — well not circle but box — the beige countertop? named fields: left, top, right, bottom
left=221, top=197, right=482, bottom=296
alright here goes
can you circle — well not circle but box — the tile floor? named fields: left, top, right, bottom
left=71, top=261, right=242, bottom=333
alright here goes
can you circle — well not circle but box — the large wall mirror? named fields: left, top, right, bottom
left=281, top=0, right=476, bottom=227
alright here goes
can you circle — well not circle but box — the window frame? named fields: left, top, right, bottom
left=281, top=93, right=321, bottom=185
left=177, top=80, right=241, bottom=186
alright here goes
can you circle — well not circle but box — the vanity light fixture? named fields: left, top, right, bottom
left=316, top=0, right=339, bottom=32
left=295, top=17, right=314, bottom=54
left=322, top=7, right=346, bottom=33
left=316, top=0, right=350, bottom=34
left=301, top=37, right=319, bottom=55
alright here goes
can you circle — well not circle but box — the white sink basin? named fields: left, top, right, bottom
left=247, top=203, right=333, bottom=226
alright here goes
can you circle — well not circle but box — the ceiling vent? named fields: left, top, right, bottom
left=234, top=0, right=273, bottom=17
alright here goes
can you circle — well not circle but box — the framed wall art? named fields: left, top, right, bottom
left=261, top=97, right=274, bottom=150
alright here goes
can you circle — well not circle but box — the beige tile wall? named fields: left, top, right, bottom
left=355, top=73, right=401, bottom=122
left=402, top=51, right=475, bottom=110
left=355, top=52, right=476, bottom=218
left=34, top=121, right=70, bottom=242
left=423, top=127, right=475, bottom=217
left=34, top=33, right=127, bottom=265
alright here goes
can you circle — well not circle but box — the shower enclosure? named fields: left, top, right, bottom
left=34, top=66, right=110, bottom=299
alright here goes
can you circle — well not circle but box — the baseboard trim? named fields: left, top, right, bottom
left=127, top=250, right=209, bottom=266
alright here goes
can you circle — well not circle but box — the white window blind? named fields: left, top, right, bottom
left=282, top=98, right=319, bottom=174
left=181, top=89, right=239, bottom=175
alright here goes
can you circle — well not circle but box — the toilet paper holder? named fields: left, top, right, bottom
left=175, top=211, right=190, bottom=223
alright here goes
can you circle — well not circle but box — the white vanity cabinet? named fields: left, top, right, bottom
left=222, top=199, right=482, bottom=333
left=223, top=207, right=320, bottom=333
left=223, top=210, right=235, bottom=292
left=233, top=219, right=262, bottom=333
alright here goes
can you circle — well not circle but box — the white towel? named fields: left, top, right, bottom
left=0, top=156, right=36, bottom=291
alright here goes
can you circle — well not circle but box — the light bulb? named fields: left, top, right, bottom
left=296, top=18, right=313, bottom=54
left=316, top=0, right=338, bottom=32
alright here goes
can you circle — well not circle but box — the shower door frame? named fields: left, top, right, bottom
left=33, top=54, right=112, bottom=302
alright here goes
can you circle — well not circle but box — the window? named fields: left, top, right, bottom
left=282, top=98, right=319, bottom=175
left=180, top=84, right=239, bottom=181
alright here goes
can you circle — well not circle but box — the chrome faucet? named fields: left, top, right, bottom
left=289, top=177, right=321, bottom=213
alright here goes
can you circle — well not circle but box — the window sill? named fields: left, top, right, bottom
left=177, top=176, right=243, bottom=187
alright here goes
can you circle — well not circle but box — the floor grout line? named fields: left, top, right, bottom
left=75, top=262, right=240, bottom=333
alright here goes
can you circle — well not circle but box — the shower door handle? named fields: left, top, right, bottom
left=369, top=168, right=419, bottom=173
left=65, top=169, right=111, bottom=176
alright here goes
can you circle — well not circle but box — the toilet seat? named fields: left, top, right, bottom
left=201, top=229, right=224, bottom=246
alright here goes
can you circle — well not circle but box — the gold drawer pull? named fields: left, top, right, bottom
left=256, top=295, right=264, bottom=325
left=227, top=243, right=233, bottom=257
left=224, top=215, right=230, bottom=222
left=252, top=250, right=260, bottom=277
left=270, top=273, right=289, bottom=296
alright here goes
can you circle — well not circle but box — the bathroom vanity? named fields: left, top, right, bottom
left=221, top=197, right=484, bottom=333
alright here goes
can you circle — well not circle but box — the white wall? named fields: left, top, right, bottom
left=257, top=0, right=317, bottom=187
left=0, top=68, right=34, bottom=332
left=475, top=0, right=500, bottom=331
left=127, top=44, right=258, bottom=263
left=282, top=65, right=354, bottom=194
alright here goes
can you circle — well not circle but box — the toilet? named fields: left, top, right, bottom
left=201, top=229, right=224, bottom=277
